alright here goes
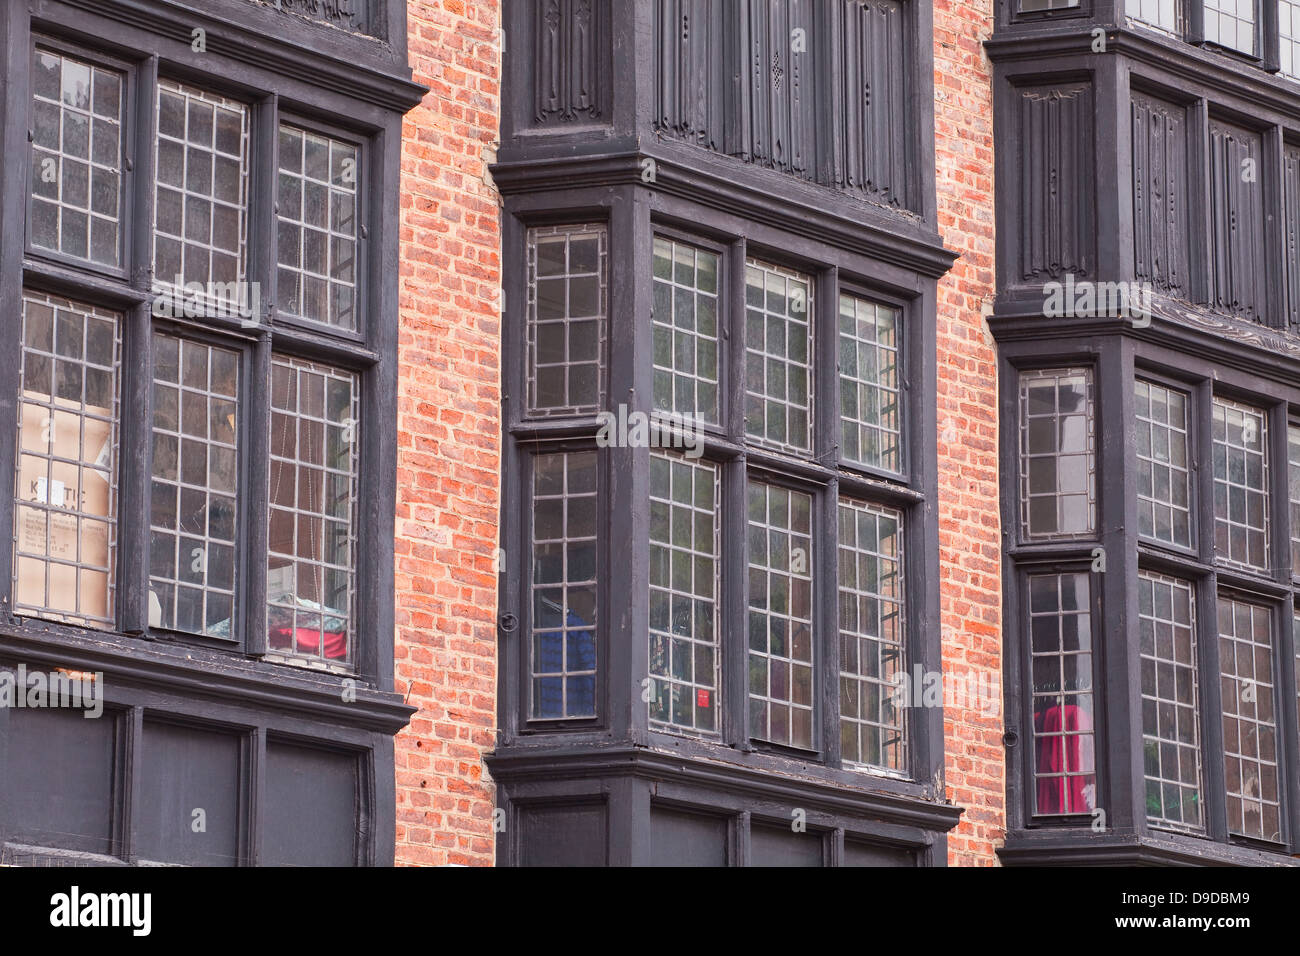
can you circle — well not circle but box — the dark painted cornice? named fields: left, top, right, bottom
left=990, top=292, right=1300, bottom=387
left=987, top=22, right=1300, bottom=127
left=1000, top=830, right=1300, bottom=866
left=486, top=743, right=965, bottom=835
left=0, top=623, right=417, bottom=734
left=491, top=145, right=959, bottom=281
left=36, top=0, right=427, bottom=113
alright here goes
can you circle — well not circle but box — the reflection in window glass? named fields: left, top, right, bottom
left=1129, top=0, right=1186, bottom=33
left=839, top=294, right=901, bottom=472
left=1293, top=616, right=1300, bottom=745
left=1135, top=379, right=1192, bottom=548
left=1020, top=0, right=1080, bottom=9
left=747, top=482, right=814, bottom=749
left=1288, top=425, right=1300, bottom=576
left=648, top=453, right=719, bottom=735
left=527, top=225, right=606, bottom=417
left=277, top=125, right=359, bottom=330
left=153, top=80, right=248, bottom=311
left=14, top=292, right=120, bottom=628
left=268, top=357, right=358, bottom=665
left=1138, top=572, right=1202, bottom=832
left=531, top=451, right=598, bottom=718
left=1020, top=368, right=1094, bottom=538
left=1217, top=596, right=1280, bottom=842
left=30, top=48, right=123, bottom=266
left=1028, top=572, right=1096, bottom=815
left=1204, top=0, right=1256, bottom=54
left=745, top=260, right=812, bottom=454
left=1212, top=397, right=1268, bottom=571
left=652, top=237, right=719, bottom=424
left=1283, top=1, right=1300, bottom=78
left=838, top=500, right=905, bottom=773
left=149, top=333, right=238, bottom=637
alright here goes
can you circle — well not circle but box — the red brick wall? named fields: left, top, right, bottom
left=933, top=0, right=1004, bottom=866
left=393, top=0, right=502, bottom=867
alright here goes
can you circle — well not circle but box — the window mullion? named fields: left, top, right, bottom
left=244, top=332, right=271, bottom=656
left=118, top=304, right=151, bottom=634
left=240, top=93, right=276, bottom=658
left=819, top=475, right=841, bottom=767
left=723, top=236, right=748, bottom=748
left=816, top=265, right=839, bottom=765
left=723, top=454, right=748, bottom=750
left=118, top=55, right=157, bottom=634
left=1188, top=0, right=1207, bottom=44
left=1263, top=0, right=1282, bottom=70
left=252, top=93, right=278, bottom=328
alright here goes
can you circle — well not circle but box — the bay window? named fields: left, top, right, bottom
left=14, top=25, right=384, bottom=674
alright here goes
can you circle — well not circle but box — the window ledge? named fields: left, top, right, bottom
left=999, top=830, right=1300, bottom=866
left=0, top=621, right=414, bottom=735
left=486, top=741, right=964, bottom=836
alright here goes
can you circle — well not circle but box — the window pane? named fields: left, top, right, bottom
left=277, top=125, right=359, bottom=330
left=527, top=224, right=606, bottom=416
left=267, top=357, right=358, bottom=665
left=1294, top=615, right=1300, bottom=746
left=648, top=452, right=719, bottom=735
left=1212, top=397, right=1269, bottom=571
left=839, top=294, right=901, bottom=472
left=1028, top=572, right=1096, bottom=815
left=651, top=237, right=719, bottom=425
left=1129, top=0, right=1186, bottom=33
left=531, top=451, right=598, bottom=718
left=1019, top=368, right=1095, bottom=538
left=745, top=260, right=812, bottom=454
left=1217, top=596, right=1281, bottom=842
left=153, top=81, right=249, bottom=314
left=149, top=333, right=239, bottom=638
left=1283, top=1, right=1300, bottom=78
left=1020, top=0, right=1080, bottom=9
left=1204, top=0, right=1256, bottom=54
left=1289, top=425, right=1300, bottom=577
left=1135, top=379, right=1192, bottom=548
left=14, top=291, right=120, bottom=628
left=1138, top=572, right=1202, bottom=831
left=747, top=481, right=814, bottom=749
left=30, top=48, right=124, bottom=266
left=838, top=499, right=905, bottom=773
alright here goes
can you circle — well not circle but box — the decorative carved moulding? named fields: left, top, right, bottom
left=252, top=0, right=373, bottom=36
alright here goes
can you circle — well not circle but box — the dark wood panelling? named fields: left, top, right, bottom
left=1208, top=118, right=1266, bottom=323
left=519, top=801, right=608, bottom=866
left=1017, top=82, right=1094, bottom=282
left=249, top=0, right=373, bottom=36
left=649, top=804, right=728, bottom=866
left=750, top=822, right=825, bottom=866
left=740, top=0, right=814, bottom=176
left=2, top=705, right=120, bottom=856
left=136, top=721, right=243, bottom=866
left=653, top=0, right=726, bottom=150
left=1131, top=92, right=1189, bottom=297
left=1284, top=144, right=1300, bottom=333
left=833, top=0, right=909, bottom=207
left=262, top=742, right=361, bottom=866
left=843, top=837, right=916, bottom=865
left=650, top=0, right=914, bottom=209
left=534, top=0, right=610, bottom=125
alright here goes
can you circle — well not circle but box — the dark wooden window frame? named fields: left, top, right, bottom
left=5, top=1, right=399, bottom=678
left=997, top=329, right=1300, bottom=865
left=0, top=0, right=425, bottom=865
left=497, top=181, right=947, bottom=800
